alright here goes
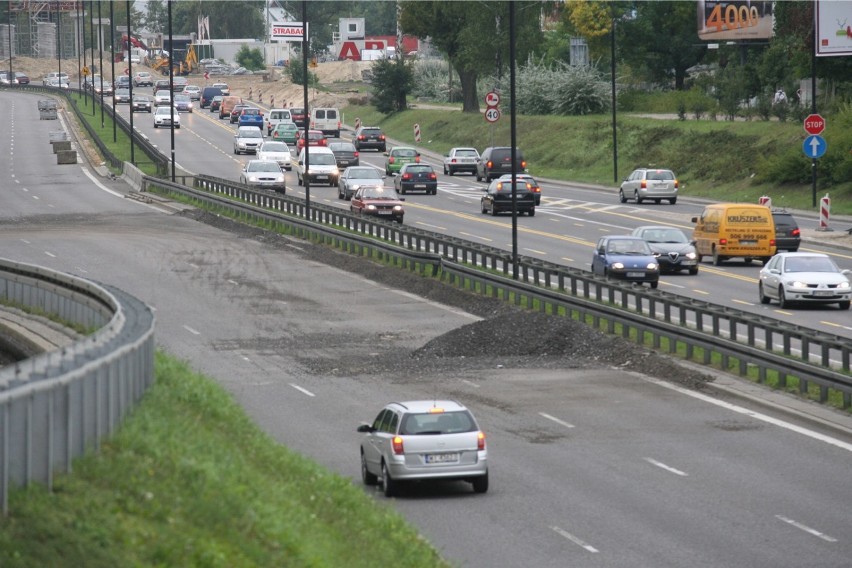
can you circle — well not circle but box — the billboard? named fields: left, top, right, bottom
left=816, top=0, right=852, bottom=56
left=697, top=1, right=774, bottom=41
left=271, top=22, right=308, bottom=42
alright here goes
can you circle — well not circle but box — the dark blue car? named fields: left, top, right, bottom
left=591, top=236, right=660, bottom=288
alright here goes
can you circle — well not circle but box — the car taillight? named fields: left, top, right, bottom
left=770, top=239, right=776, bottom=246
left=379, top=135, right=385, bottom=140
left=487, top=160, right=494, bottom=168
left=392, top=436, right=404, bottom=455
left=320, top=139, right=327, bottom=146
left=719, top=238, right=728, bottom=245
left=358, top=135, right=365, bottom=140
left=641, top=180, right=647, bottom=189
left=477, top=431, right=486, bottom=450
left=429, top=173, right=437, bottom=180
left=389, top=157, right=395, bottom=163
left=415, top=156, right=421, bottom=163
left=451, top=158, right=458, bottom=163
left=674, top=179, right=679, bottom=188
left=354, top=151, right=359, bottom=158
left=402, top=173, right=412, bottom=180
left=791, top=228, right=800, bottom=236
left=521, top=160, right=527, bottom=169
left=337, top=121, right=341, bottom=128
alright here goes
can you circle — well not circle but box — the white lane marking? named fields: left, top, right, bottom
left=635, top=374, right=852, bottom=453
left=183, top=325, right=201, bottom=335
left=80, top=167, right=124, bottom=197
left=460, top=231, right=492, bottom=242
left=75, top=266, right=89, bottom=274
left=290, top=383, right=315, bottom=397
left=644, top=457, right=688, bottom=476
left=44, top=251, right=56, bottom=258
left=241, top=355, right=251, bottom=362
left=774, top=515, right=837, bottom=542
left=461, top=379, right=480, bottom=388
left=19, top=239, right=30, bottom=244
left=32, top=195, right=39, bottom=200
left=539, top=412, right=575, bottom=429
left=551, top=526, right=599, bottom=553
left=416, top=221, right=447, bottom=230
left=227, top=279, right=239, bottom=285
left=189, top=263, right=199, bottom=268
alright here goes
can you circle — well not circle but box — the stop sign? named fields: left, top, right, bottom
left=804, top=114, right=825, bottom=135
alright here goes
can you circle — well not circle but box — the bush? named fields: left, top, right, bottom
left=235, top=45, right=265, bottom=72
left=514, top=58, right=610, bottom=116
left=287, top=61, right=318, bottom=87
left=371, top=57, right=415, bottom=114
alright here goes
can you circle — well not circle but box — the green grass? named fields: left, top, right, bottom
left=343, top=104, right=852, bottom=214
left=0, top=352, right=450, bottom=568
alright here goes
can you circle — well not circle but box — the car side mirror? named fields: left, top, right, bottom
left=691, top=217, right=699, bottom=223
left=769, top=268, right=781, bottom=275
left=356, top=424, right=374, bottom=433
left=841, top=269, right=851, bottom=276
left=690, top=240, right=697, bottom=246
left=383, top=151, right=389, bottom=156
left=399, top=197, right=406, bottom=201
left=298, top=160, right=304, bottom=166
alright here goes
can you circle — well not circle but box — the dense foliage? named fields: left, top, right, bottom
left=371, top=57, right=415, bottom=114
left=235, top=46, right=265, bottom=72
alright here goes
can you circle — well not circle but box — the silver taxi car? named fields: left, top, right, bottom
left=357, top=400, right=489, bottom=497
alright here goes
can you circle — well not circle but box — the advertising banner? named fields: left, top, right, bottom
left=697, top=1, right=774, bottom=41
left=271, top=22, right=308, bottom=42
left=816, top=0, right=852, bottom=56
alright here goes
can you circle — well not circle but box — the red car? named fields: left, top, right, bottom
left=290, top=106, right=307, bottom=128
left=349, top=185, right=405, bottom=224
left=296, top=129, right=328, bottom=150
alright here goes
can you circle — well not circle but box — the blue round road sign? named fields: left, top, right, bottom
left=802, top=135, right=827, bottom=159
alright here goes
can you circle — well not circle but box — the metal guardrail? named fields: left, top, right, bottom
left=0, top=259, right=156, bottom=515
left=145, top=174, right=852, bottom=409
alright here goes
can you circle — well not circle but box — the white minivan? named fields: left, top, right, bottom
left=292, top=147, right=339, bottom=187
left=266, top=108, right=292, bottom=135
left=310, top=107, right=341, bottom=138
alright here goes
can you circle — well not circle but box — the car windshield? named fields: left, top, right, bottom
left=399, top=411, right=476, bottom=435
left=310, top=154, right=336, bottom=165
left=405, top=166, right=432, bottom=174
left=646, top=170, right=675, bottom=181
left=243, top=109, right=260, bottom=115
left=643, top=229, right=688, bottom=243
left=308, top=132, right=324, bottom=140
left=278, top=123, right=297, bottom=130
left=133, top=96, right=150, bottom=101
left=495, top=181, right=530, bottom=192
left=393, top=149, right=417, bottom=157
left=784, top=257, right=838, bottom=273
left=361, top=188, right=396, bottom=200
left=608, top=240, right=651, bottom=255
left=248, top=162, right=281, bottom=173
left=175, top=95, right=189, bottom=102
left=240, top=130, right=263, bottom=139
left=261, top=143, right=288, bottom=152
left=330, top=143, right=355, bottom=152
left=455, top=149, right=478, bottom=157
left=348, top=169, right=380, bottom=179
left=290, top=108, right=304, bottom=114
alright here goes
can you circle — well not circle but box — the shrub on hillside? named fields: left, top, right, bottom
left=514, top=58, right=610, bottom=116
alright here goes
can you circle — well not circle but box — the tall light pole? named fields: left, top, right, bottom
left=611, top=9, right=618, bottom=184
left=127, top=0, right=134, bottom=164
left=168, top=0, right=175, bottom=182
left=302, top=0, right=310, bottom=217
left=110, top=0, right=116, bottom=142
left=89, top=0, right=95, bottom=115
left=98, top=0, right=104, bottom=127
left=509, top=0, right=518, bottom=279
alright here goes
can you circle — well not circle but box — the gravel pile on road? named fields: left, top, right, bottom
left=186, top=209, right=714, bottom=391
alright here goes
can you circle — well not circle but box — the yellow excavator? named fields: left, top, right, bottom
left=150, top=45, right=198, bottom=76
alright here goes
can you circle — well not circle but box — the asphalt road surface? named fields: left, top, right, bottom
left=4, top=90, right=852, bottom=567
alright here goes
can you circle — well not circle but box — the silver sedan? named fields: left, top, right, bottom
left=337, top=166, right=385, bottom=201
left=758, top=252, right=851, bottom=309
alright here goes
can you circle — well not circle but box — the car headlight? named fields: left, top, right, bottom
left=685, top=252, right=697, bottom=260
left=647, top=263, right=659, bottom=270
left=248, top=175, right=259, bottom=182
left=366, top=204, right=377, bottom=211
left=788, top=280, right=808, bottom=289
left=393, top=205, right=403, bottom=212
left=839, top=281, right=851, bottom=290
left=611, top=262, right=624, bottom=270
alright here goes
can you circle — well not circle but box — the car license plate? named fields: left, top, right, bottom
left=739, top=240, right=757, bottom=246
left=813, top=290, right=834, bottom=297
left=316, top=175, right=328, bottom=180
left=414, top=184, right=426, bottom=189
left=626, top=272, right=645, bottom=278
left=425, top=453, right=459, bottom=464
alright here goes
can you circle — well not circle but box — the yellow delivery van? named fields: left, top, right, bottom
left=691, top=203, right=776, bottom=265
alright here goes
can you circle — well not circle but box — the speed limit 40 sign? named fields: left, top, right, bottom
left=484, top=107, right=500, bottom=123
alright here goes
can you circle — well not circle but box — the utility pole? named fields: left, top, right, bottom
left=127, top=0, right=134, bottom=164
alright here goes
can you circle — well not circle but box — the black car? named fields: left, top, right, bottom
left=394, top=164, right=438, bottom=195
left=131, top=95, right=152, bottom=113
left=328, top=141, right=360, bottom=168
left=209, top=95, right=224, bottom=113
left=772, top=210, right=801, bottom=252
left=480, top=178, right=536, bottom=216
left=200, top=86, right=223, bottom=109
left=476, top=147, right=527, bottom=182
left=630, top=225, right=699, bottom=275
left=353, top=126, right=386, bottom=152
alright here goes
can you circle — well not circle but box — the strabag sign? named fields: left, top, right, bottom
left=271, top=22, right=308, bottom=41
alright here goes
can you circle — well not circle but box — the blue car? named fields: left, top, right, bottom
left=591, top=235, right=660, bottom=289
left=238, top=107, right=264, bottom=130
left=173, top=94, right=194, bottom=113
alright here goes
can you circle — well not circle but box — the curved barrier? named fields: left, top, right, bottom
left=0, top=258, right=155, bottom=515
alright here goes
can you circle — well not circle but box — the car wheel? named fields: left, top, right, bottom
left=635, top=191, right=643, bottom=204
left=688, top=266, right=699, bottom=275
left=778, top=287, right=789, bottom=309
left=472, top=471, right=489, bottom=494
left=712, top=247, right=723, bottom=266
left=761, top=257, right=771, bottom=265
left=297, top=174, right=303, bottom=186
left=528, top=208, right=535, bottom=217
left=490, top=204, right=499, bottom=216
left=153, top=124, right=158, bottom=128
left=431, top=188, right=437, bottom=195
left=481, top=202, right=488, bottom=214
left=654, top=199, right=661, bottom=204
left=670, top=197, right=677, bottom=205
left=338, top=187, right=343, bottom=199
left=397, top=217, right=404, bottom=225
left=650, top=281, right=659, bottom=289
left=475, top=170, right=481, bottom=182
left=619, top=189, right=627, bottom=203
left=839, top=300, right=851, bottom=310
left=361, top=451, right=378, bottom=486
left=381, top=461, right=397, bottom=497
left=399, top=186, right=406, bottom=195
left=759, top=283, right=771, bottom=304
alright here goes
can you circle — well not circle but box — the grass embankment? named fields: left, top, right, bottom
left=343, top=104, right=852, bottom=214
left=0, top=353, right=449, bottom=568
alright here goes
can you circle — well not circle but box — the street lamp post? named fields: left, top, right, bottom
left=168, top=0, right=175, bottom=182
left=127, top=0, right=134, bottom=164
left=110, top=0, right=116, bottom=142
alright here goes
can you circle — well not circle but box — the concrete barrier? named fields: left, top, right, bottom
left=57, top=150, right=77, bottom=164
left=51, top=140, right=72, bottom=153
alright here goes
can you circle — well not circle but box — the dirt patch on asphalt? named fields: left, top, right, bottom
left=183, top=209, right=714, bottom=391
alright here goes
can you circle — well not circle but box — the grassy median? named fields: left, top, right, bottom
left=0, top=352, right=449, bottom=568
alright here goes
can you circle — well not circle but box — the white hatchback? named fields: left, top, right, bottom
left=153, top=106, right=181, bottom=129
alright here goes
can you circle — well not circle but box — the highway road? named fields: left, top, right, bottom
left=112, top=96, right=852, bottom=344
left=4, top=90, right=852, bottom=567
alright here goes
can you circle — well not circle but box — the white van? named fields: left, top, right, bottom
left=265, top=108, right=292, bottom=135
left=292, top=147, right=339, bottom=187
left=310, top=107, right=341, bottom=138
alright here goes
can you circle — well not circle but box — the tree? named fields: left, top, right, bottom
left=141, top=0, right=168, bottom=35
left=371, top=57, right=415, bottom=114
left=171, top=1, right=264, bottom=39
left=617, top=1, right=707, bottom=90
left=236, top=45, right=265, bottom=71
left=400, top=1, right=543, bottom=113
